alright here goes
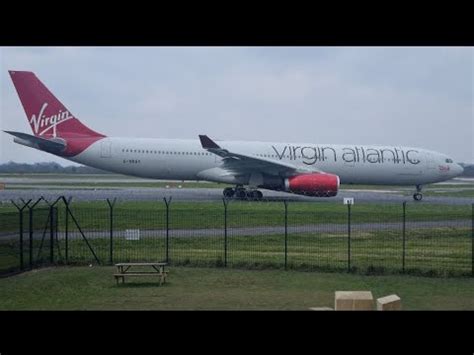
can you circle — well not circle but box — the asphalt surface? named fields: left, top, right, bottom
left=1, top=187, right=473, bottom=205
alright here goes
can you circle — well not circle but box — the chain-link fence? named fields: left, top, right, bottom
left=1, top=196, right=472, bottom=278
left=1, top=198, right=58, bottom=275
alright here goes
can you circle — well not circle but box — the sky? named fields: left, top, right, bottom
left=0, top=47, right=472, bottom=165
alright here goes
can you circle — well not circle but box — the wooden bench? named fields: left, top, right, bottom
left=113, top=271, right=168, bottom=285
left=114, top=262, right=168, bottom=285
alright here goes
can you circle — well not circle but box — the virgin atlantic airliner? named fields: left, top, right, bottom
left=4, top=71, right=464, bottom=201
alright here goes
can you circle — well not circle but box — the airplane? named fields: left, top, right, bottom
left=4, top=70, right=464, bottom=201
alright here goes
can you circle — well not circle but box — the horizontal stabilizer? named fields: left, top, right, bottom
left=4, top=130, right=66, bottom=153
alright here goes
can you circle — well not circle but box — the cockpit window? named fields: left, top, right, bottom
left=445, top=158, right=453, bottom=163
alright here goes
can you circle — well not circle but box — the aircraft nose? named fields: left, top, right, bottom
left=454, top=163, right=464, bottom=177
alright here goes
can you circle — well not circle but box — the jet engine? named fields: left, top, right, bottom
left=258, top=172, right=340, bottom=197
left=284, top=173, right=340, bottom=197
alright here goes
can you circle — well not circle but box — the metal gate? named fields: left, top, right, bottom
left=5, top=197, right=103, bottom=274
left=24, top=207, right=58, bottom=269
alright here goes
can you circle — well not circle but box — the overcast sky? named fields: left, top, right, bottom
left=0, top=47, right=472, bottom=165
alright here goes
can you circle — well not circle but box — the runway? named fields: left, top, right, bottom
left=1, top=186, right=472, bottom=205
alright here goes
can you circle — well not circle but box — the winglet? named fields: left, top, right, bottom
left=199, top=135, right=221, bottom=149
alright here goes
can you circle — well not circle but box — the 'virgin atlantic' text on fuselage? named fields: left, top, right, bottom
left=271, top=145, right=420, bottom=165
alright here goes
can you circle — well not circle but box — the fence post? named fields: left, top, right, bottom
left=347, top=203, right=351, bottom=273
left=163, top=197, right=172, bottom=263
left=402, top=201, right=406, bottom=273
left=11, top=199, right=31, bottom=271
left=50, top=205, right=54, bottom=264
left=223, top=198, right=228, bottom=267
left=27, top=197, right=45, bottom=269
left=106, top=198, right=117, bottom=265
left=46, top=197, right=63, bottom=265
left=20, top=208, right=24, bottom=270
left=63, top=197, right=72, bottom=264
left=28, top=207, right=33, bottom=269
left=55, top=205, right=59, bottom=257
left=284, top=200, right=288, bottom=270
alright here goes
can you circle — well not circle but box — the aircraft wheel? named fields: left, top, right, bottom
left=413, top=193, right=423, bottom=201
left=223, top=187, right=235, bottom=198
left=254, top=190, right=263, bottom=200
left=235, top=188, right=247, bottom=200
left=248, top=190, right=263, bottom=201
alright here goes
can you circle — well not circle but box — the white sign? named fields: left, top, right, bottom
left=125, top=229, right=140, bottom=240
left=343, top=198, right=354, bottom=205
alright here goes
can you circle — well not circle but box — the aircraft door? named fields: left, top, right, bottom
left=101, top=141, right=112, bottom=158
left=426, top=152, right=436, bottom=170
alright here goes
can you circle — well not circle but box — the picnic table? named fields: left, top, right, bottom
left=114, top=262, right=168, bottom=285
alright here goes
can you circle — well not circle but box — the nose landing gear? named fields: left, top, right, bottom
left=413, top=185, right=423, bottom=201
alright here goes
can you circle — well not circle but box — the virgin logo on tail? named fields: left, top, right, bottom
left=30, top=102, right=74, bottom=136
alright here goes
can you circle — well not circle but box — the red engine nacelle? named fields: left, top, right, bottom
left=284, top=173, right=340, bottom=197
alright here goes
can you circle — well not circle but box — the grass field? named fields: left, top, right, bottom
left=0, top=200, right=470, bottom=228
left=0, top=266, right=473, bottom=310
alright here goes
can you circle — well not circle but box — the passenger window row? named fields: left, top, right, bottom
left=257, top=154, right=278, bottom=158
left=121, top=149, right=210, bottom=156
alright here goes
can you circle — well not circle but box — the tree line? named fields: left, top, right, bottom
left=0, top=161, right=111, bottom=174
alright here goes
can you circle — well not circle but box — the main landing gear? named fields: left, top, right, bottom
left=223, top=186, right=263, bottom=200
left=413, top=185, right=423, bottom=201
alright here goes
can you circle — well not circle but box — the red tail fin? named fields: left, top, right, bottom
left=9, top=71, right=104, bottom=139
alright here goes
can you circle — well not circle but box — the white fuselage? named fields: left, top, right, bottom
left=68, top=137, right=463, bottom=186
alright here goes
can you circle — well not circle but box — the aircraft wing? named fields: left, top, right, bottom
left=199, top=135, right=319, bottom=177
